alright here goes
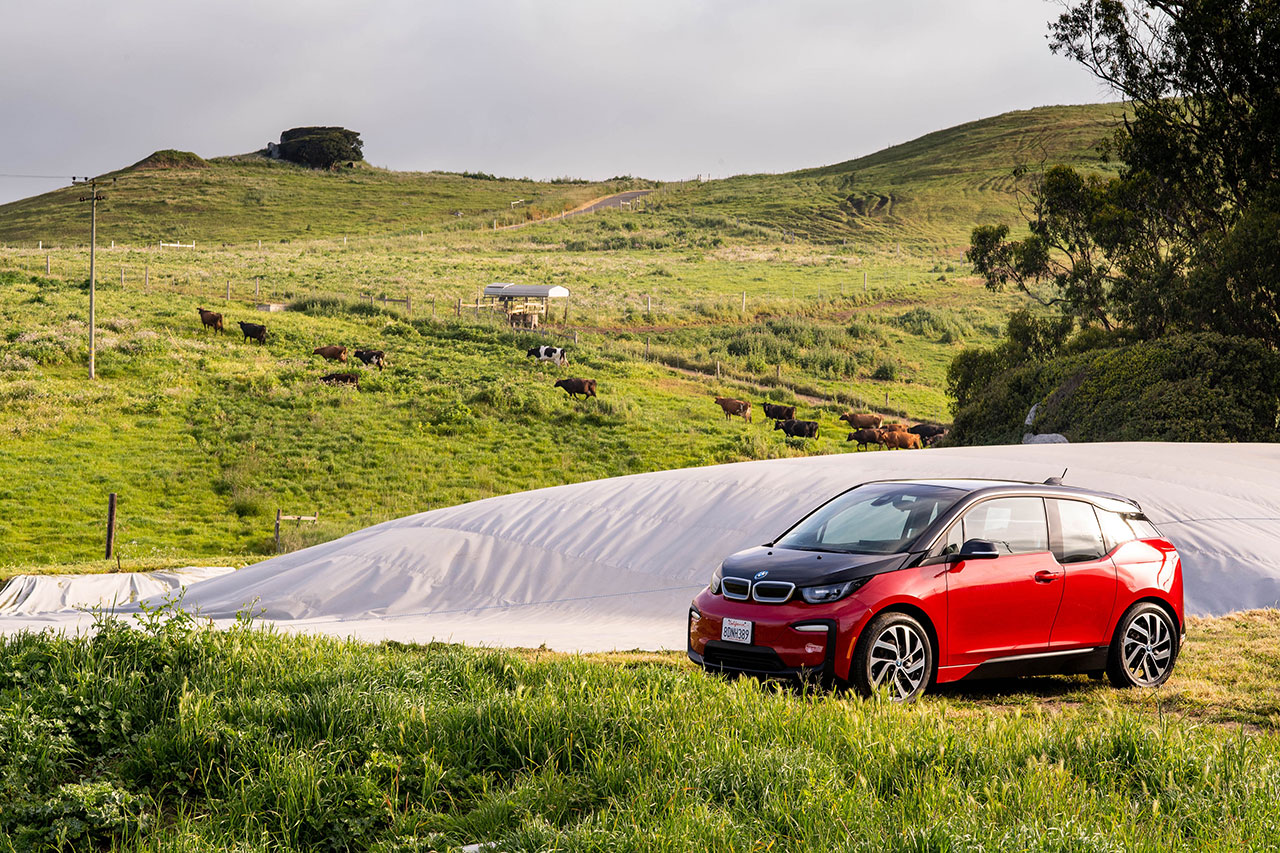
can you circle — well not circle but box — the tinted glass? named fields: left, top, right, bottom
left=776, top=483, right=963, bottom=555
left=1097, top=510, right=1136, bottom=552
left=1052, top=499, right=1107, bottom=563
left=962, top=497, right=1048, bottom=555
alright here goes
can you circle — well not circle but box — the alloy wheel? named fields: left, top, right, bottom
left=1119, top=609, right=1174, bottom=686
left=868, top=622, right=927, bottom=700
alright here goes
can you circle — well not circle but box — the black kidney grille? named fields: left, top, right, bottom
left=721, top=577, right=751, bottom=600
left=751, top=581, right=795, bottom=603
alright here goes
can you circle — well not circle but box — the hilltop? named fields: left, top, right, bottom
left=0, top=103, right=1123, bottom=250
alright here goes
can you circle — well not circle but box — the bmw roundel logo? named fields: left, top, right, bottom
left=754, top=570, right=769, bottom=580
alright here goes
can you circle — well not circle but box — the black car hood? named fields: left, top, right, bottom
left=720, top=545, right=910, bottom=585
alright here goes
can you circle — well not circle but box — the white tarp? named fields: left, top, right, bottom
left=0, top=566, right=234, bottom=615
left=2, top=443, right=1278, bottom=651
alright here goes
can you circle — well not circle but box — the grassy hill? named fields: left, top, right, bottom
left=0, top=104, right=1123, bottom=251
left=1, top=606, right=1277, bottom=849
left=0, top=103, right=1112, bottom=568
left=0, top=155, right=643, bottom=245
left=644, top=103, right=1124, bottom=249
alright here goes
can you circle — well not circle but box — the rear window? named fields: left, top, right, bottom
left=1096, top=509, right=1160, bottom=550
left=775, top=483, right=963, bottom=555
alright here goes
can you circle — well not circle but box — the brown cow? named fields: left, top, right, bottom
left=320, top=372, right=360, bottom=388
left=846, top=428, right=884, bottom=450
left=839, top=412, right=882, bottom=429
left=313, top=345, right=348, bottom=362
left=715, top=397, right=752, bottom=423
left=197, top=307, right=223, bottom=334
left=554, top=377, right=597, bottom=400
left=878, top=429, right=922, bottom=450
left=880, top=423, right=909, bottom=432
left=761, top=402, right=796, bottom=421
left=238, top=321, right=267, bottom=344
left=775, top=419, right=819, bottom=438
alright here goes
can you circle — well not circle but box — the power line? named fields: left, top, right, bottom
left=0, top=172, right=76, bottom=180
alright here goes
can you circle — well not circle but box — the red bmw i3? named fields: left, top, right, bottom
left=688, top=479, right=1184, bottom=700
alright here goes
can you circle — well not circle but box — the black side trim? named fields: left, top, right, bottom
left=962, top=646, right=1109, bottom=681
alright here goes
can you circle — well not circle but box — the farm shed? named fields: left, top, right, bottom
left=4, top=444, right=1280, bottom=652
left=482, top=282, right=569, bottom=327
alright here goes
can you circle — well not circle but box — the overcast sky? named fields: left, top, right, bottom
left=0, top=0, right=1110, bottom=205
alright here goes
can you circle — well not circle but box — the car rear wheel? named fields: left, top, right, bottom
left=1107, top=602, right=1179, bottom=689
left=851, top=611, right=933, bottom=701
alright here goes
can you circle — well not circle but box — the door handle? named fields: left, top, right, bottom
left=1034, top=570, right=1061, bottom=583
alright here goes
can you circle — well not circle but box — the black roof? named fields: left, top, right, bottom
left=868, top=478, right=1143, bottom=513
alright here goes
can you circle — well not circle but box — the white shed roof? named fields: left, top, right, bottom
left=484, top=283, right=570, bottom=299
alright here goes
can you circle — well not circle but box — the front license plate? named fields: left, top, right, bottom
left=721, top=618, right=753, bottom=645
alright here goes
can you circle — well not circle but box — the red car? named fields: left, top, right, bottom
left=688, top=479, right=1184, bottom=700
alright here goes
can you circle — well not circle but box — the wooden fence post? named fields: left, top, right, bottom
left=105, top=493, right=118, bottom=560
left=431, top=296, right=436, bottom=318
left=120, top=266, right=124, bottom=286
left=455, top=298, right=461, bottom=317
left=275, top=509, right=282, bottom=554
left=255, top=277, right=260, bottom=298
left=46, top=255, right=50, bottom=275
left=144, top=265, right=149, bottom=289
left=226, top=280, right=231, bottom=300
left=647, top=294, right=652, bottom=314
left=741, top=291, right=746, bottom=312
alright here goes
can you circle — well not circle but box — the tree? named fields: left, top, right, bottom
left=968, top=1, right=1280, bottom=348
left=276, top=127, right=363, bottom=170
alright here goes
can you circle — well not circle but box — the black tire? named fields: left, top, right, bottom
left=850, top=611, right=934, bottom=701
left=1106, top=602, right=1180, bottom=689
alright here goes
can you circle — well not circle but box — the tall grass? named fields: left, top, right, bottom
left=2, top=607, right=1279, bottom=851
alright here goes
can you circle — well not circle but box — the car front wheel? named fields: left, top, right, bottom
left=1107, top=602, right=1179, bottom=689
left=851, top=611, right=934, bottom=701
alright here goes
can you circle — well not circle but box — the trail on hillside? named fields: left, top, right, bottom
left=498, top=190, right=652, bottom=230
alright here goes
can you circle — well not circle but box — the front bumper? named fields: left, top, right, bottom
left=687, top=590, right=869, bottom=687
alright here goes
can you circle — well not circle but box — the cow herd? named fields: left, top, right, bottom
left=195, top=308, right=946, bottom=448
left=196, top=307, right=386, bottom=389
left=713, top=396, right=948, bottom=451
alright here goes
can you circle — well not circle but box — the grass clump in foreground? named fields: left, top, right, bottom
left=2, top=608, right=1279, bottom=851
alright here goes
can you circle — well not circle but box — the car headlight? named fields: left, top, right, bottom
left=800, top=576, right=870, bottom=604
left=709, top=567, right=723, bottom=594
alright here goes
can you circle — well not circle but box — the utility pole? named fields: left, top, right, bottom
left=75, top=177, right=110, bottom=380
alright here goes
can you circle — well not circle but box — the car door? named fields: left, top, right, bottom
left=1046, top=499, right=1117, bottom=649
left=945, top=497, right=1065, bottom=666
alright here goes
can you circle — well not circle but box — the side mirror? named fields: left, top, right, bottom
left=957, top=539, right=1000, bottom=560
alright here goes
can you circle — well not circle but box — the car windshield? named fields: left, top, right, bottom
left=775, top=483, right=964, bottom=555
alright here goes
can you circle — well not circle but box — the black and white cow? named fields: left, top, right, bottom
left=526, top=345, right=568, bottom=366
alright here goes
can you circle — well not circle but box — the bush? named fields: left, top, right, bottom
left=872, top=361, right=898, bottom=382
left=277, top=127, right=363, bottom=169
left=948, top=333, right=1280, bottom=444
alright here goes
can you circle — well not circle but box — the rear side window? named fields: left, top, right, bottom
left=1050, top=499, right=1107, bottom=563
left=962, top=497, right=1048, bottom=555
left=1097, top=510, right=1136, bottom=552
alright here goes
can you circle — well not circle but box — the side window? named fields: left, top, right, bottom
left=961, top=497, right=1048, bottom=555
left=1051, top=500, right=1108, bottom=563
left=1097, top=510, right=1136, bottom=553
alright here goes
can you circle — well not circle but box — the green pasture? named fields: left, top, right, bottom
left=1, top=606, right=1277, bottom=851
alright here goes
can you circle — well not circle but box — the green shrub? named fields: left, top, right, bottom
left=949, top=333, right=1280, bottom=444
left=872, top=361, right=898, bottom=381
